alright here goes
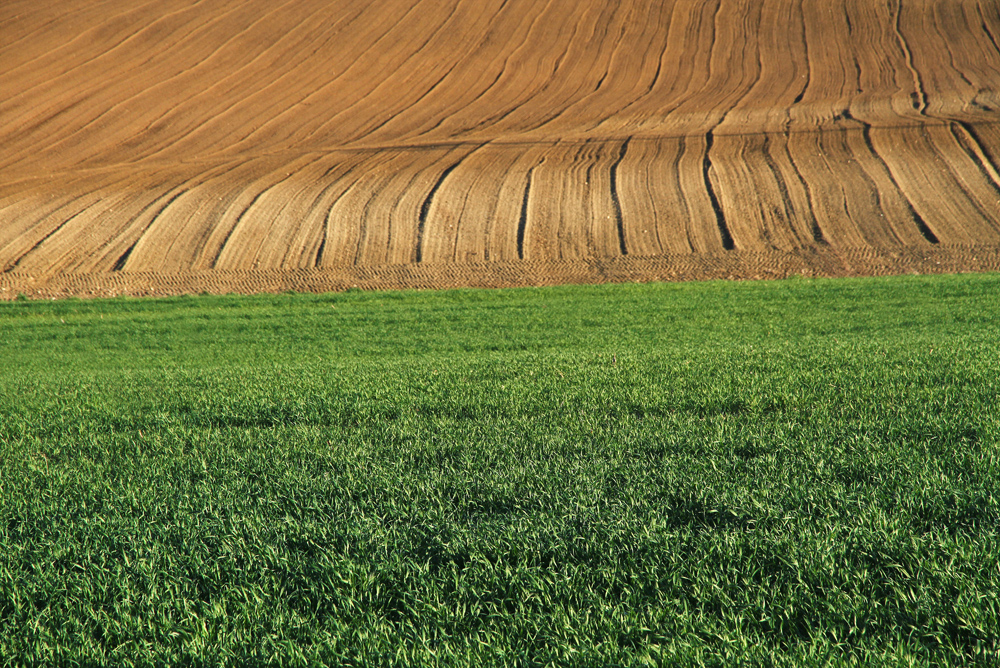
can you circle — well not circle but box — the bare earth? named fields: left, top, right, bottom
left=2, top=0, right=999, bottom=299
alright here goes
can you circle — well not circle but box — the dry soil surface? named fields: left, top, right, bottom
left=2, top=0, right=1000, bottom=298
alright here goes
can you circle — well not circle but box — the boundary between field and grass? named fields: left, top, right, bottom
left=1, top=245, right=999, bottom=300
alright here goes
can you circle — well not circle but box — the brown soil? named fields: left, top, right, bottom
left=2, top=0, right=999, bottom=298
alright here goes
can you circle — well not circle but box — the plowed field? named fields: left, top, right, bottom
left=2, top=0, right=1000, bottom=298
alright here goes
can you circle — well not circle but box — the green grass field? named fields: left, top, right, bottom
left=2, top=274, right=998, bottom=666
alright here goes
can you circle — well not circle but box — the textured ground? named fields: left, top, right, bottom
left=2, top=0, right=999, bottom=298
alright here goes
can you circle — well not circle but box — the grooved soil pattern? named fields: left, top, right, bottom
left=2, top=0, right=1000, bottom=298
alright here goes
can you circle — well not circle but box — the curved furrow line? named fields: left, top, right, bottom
left=316, top=151, right=401, bottom=268
left=772, top=134, right=825, bottom=245
left=713, top=134, right=804, bottom=251
left=786, top=2, right=856, bottom=130
left=703, top=131, right=735, bottom=250
left=309, top=182, right=355, bottom=268
left=110, top=242, right=135, bottom=272
left=892, top=0, right=928, bottom=115
left=230, top=173, right=323, bottom=270
left=750, top=133, right=819, bottom=247
left=972, top=10, right=1000, bottom=80
left=919, top=123, right=1000, bottom=239
left=706, top=0, right=809, bottom=135
left=513, top=0, right=640, bottom=136
left=882, top=124, right=985, bottom=243
left=786, top=131, right=862, bottom=248
left=90, top=185, right=185, bottom=273
left=926, top=124, right=1000, bottom=237
left=331, top=150, right=429, bottom=267
left=486, top=3, right=615, bottom=139
left=447, top=0, right=562, bottom=136
left=90, top=0, right=332, bottom=166
left=244, top=154, right=373, bottom=271
left=117, top=189, right=198, bottom=274
left=0, top=0, right=221, bottom=123
left=0, top=194, right=86, bottom=271
left=669, top=0, right=735, bottom=132
left=791, top=0, right=811, bottom=106
left=824, top=129, right=905, bottom=248
left=912, top=3, right=990, bottom=121
left=11, top=174, right=190, bottom=275
left=711, top=0, right=773, bottom=135
left=953, top=122, right=1000, bottom=192
left=119, top=160, right=251, bottom=273
left=567, top=142, right=602, bottom=260
left=154, top=179, right=275, bottom=275
left=430, top=145, right=512, bottom=262
left=694, top=0, right=770, bottom=250
left=350, top=190, right=384, bottom=268
left=303, top=152, right=382, bottom=268
left=591, top=0, right=708, bottom=135
left=451, top=0, right=590, bottom=139
left=549, top=143, right=586, bottom=261
left=389, top=144, right=480, bottom=264
left=397, top=0, right=522, bottom=141
left=121, top=2, right=370, bottom=168
left=0, top=0, right=189, bottom=85
left=219, top=0, right=442, bottom=154
left=0, top=0, right=125, bottom=67
left=6, top=210, right=88, bottom=274
left=978, top=1, right=1000, bottom=58
left=32, top=0, right=320, bottom=169
left=361, top=157, right=428, bottom=266
left=838, top=1, right=898, bottom=125
left=647, top=140, right=678, bottom=255
left=315, top=180, right=369, bottom=269
left=416, top=162, right=461, bottom=263
left=926, top=3, right=978, bottom=98
left=961, top=3, right=1000, bottom=91
left=608, top=137, right=631, bottom=255
left=572, top=1, right=680, bottom=136
left=0, top=97, right=89, bottom=173
left=420, top=142, right=492, bottom=263
left=516, top=167, right=535, bottom=261
left=278, top=155, right=375, bottom=270
left=648, top=138, right=688, bottom=254
left=839, top=122, right=922, bottom=247
left=0, top=169, right=145, bottom=261
left=52, top=0, right=292, bottom=171
left=0, top=0, right=245, bottom=171
left=778, top=0, right=811, bottom=130
left=552, top=140, right=623, bottom=260
left=857, top=122, right=939, bottom=244
left=359, top=61, right=464, bottom=148
left=125, top=4, right=347, bottom=167
left=15, top=190, right=148, bottom=275
left=414, top=55, right=511, bottom=141
left=388, top=153, right=455, bottom=264
left=518, top=144, right=579, bottom=261
left=612, top=138, right=661, bottom=255
left=175, top=1, right=402, bottom=156
left=679, top=134, right=729, bottom=253
left=477, top=146, right=550, bottom=262
left=2, top=188, right=121, bottom=273
left=376, top=2, right=589, bottom=142
left=338, top=0, right=517, bottom=144
left=208, top=168, right=309, bottom=271
left=316, top=0, right=514, bottom=147
left=440, top=143, right=524, bottom=263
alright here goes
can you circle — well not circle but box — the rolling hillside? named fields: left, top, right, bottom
left=2, top=0, right=999, bottom=297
